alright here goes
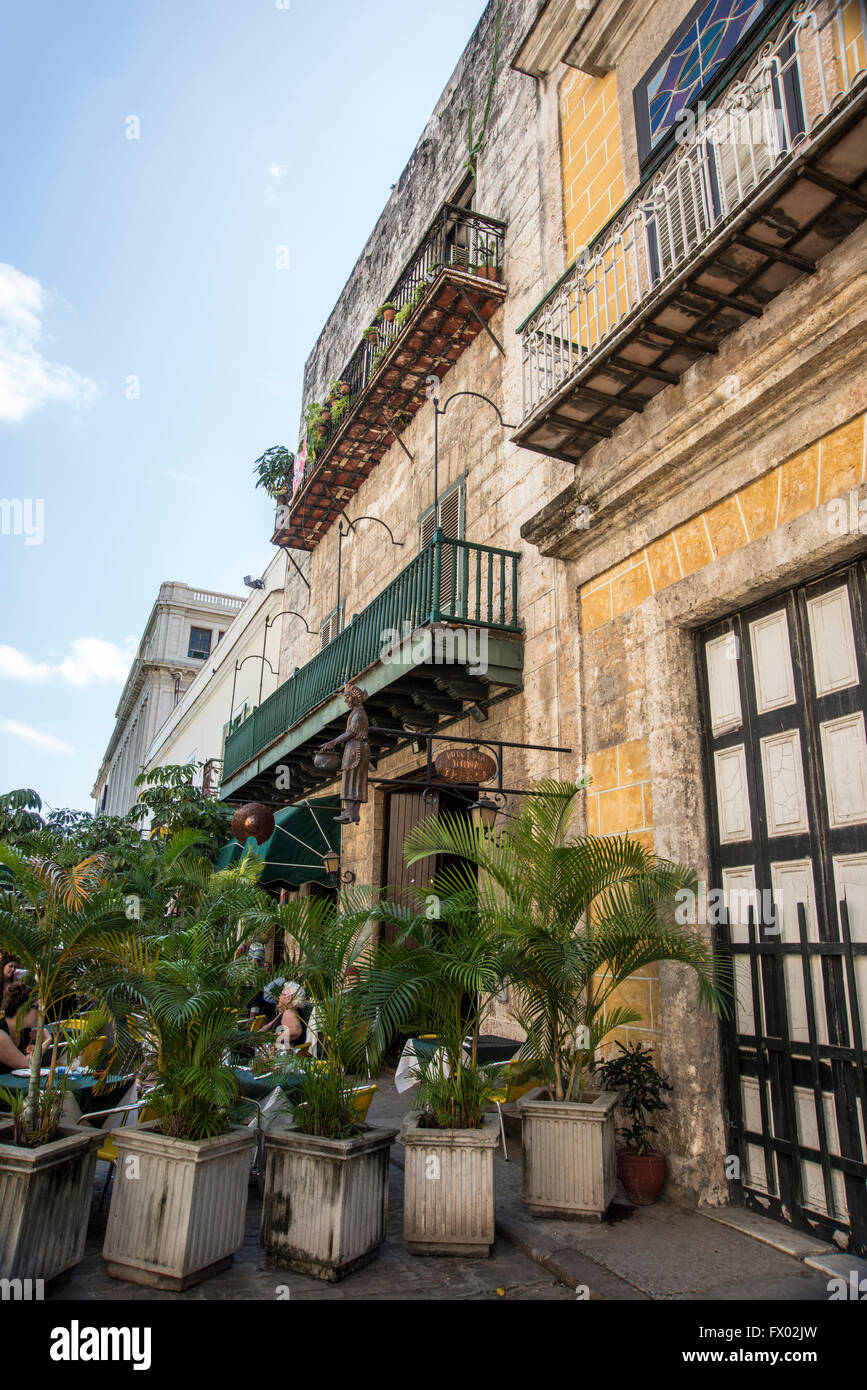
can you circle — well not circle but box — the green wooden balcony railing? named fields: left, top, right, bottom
left=223, top=531, right=521, bottom=780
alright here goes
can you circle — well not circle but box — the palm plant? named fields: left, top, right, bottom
left=0, top=842, right=133, bottom=1141
left=402, top=781, right=731, bottom=1104
left=358, top=891, right=507, bottom=1129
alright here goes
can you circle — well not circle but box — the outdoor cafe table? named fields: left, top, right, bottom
left=0, top=1071, right=134, bottom=1116
left=394, top=1035, right=521, bottom=1093
left=234, top=1064, right=307, bottom=1103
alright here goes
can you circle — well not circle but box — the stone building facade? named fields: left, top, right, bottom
left=92, top=581, right=244, bottom=816
left=220, top=0, right=867, bottom=1251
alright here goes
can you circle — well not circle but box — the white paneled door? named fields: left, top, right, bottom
left=698, top=563, right=867, bottom=1255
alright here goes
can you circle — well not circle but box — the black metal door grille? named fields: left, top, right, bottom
left=698, top=561, right=867, bottom=1254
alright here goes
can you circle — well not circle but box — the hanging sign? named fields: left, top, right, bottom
left=434, top=746, right=497, bottom=785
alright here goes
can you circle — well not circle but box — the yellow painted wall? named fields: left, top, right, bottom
left=586, top=736, right=660, bottom=1060
left=581, top=412, right=867, bottom=633
left=560, top=68, right=626, bottom=264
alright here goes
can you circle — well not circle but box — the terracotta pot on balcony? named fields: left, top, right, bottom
left=364, top=328, right=379, bottom=347
left=617, top=1149, right=666, bottom=1205
left=381, top=307, right=396, bottom=323
left=475, top=264, right=500, bottom=281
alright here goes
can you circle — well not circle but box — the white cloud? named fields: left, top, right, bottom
left=0, top=637, right=135, bottom=687
left=0, top=645, right=52, bottom=681
left=0, top=718, right=74, bottom=757
left=57, top=637, right=135, bottom=686
left=0, top=263, right=100, bottom=424
left=268, top=164, right=288, bottom=179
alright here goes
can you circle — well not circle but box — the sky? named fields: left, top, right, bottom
left=0, top=0, right=488, bottom=813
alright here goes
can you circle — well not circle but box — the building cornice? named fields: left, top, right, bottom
left=512, top=0, right=645, bottom=78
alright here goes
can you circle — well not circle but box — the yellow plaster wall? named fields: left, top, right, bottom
left=586, top=736, right=660, bottom=1060
left=560, top=68, right=626, bottom=265
left=581, top=412, right=867, bottom=633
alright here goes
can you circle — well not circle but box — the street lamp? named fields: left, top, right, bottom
left=468, top=790, right=506, bottom=834
left=322, top=849, right=340, bottom=877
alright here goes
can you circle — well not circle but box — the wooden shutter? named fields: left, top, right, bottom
left=420, top=482, right=465, bottom=617
left=319, top=604, right=343, bottom=650
left=383, top=789, right=440, bottom=937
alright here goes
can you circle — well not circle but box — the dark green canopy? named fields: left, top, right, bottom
left=215, top=796, right=340, bottom=889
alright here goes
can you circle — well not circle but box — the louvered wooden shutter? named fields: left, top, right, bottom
left=319, top=608, right=340, bottom=650
left=420, top=484, right=464, bottom=616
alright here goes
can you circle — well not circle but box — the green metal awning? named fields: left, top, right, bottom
left=215, top=796, right=340, bottom=889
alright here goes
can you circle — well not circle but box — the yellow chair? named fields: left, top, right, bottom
left=488, top=1061, right=542, bottom=1160
left=293, top=1040, right=311, bottom=1057
left=75, top=1036, right=106, bottom=1071
left=250, top=1015, right=267, bottom=1033
left=351, top=1084, right=376, bottom=1122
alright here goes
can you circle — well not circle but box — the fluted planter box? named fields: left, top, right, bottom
left=103, top=1122, right=255, bottom=1290
left=518, top=1088, right=618, bottom=1220
left=261, top=1124, right=398, bottom=1281
left=401, top=1110, right=498, bottom=1257
left=0, top=1122, right=102, bottom=1281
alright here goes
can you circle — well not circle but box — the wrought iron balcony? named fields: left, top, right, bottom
left=514, top=0, right=867, bottom=465
left=273, top=203, right=507, bottom=551
left=221, top=532, right=522, bottom=803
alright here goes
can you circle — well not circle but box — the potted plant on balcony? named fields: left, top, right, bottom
left=598, top=1041, right=672, bottom=1205
left=253, top=444, right=295, bottom=500
left=377, top=301, right=397, bottom=324
left=0, top=842, right=131, bottom=1281
left=471, top=245, right=501, bottom=280
left=363, top=893, right=506, bottom=1257
left=257, top=895, right=397, bottom=1281
left=363, top=325, right=380, bottom=347
left=101, top=891, right=262, bottom=1290
left=403, top=781, right=729, bottom=1221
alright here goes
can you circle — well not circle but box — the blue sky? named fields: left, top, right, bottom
left=0, top=0, right=487, bottom=812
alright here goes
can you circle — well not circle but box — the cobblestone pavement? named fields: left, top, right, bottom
left=46, top=1071, right=848, bottom=1302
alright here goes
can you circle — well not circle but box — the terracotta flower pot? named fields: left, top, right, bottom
left=381, top=308, right=396, bottom=323
left=617, top=1148, right=666, bottom=1205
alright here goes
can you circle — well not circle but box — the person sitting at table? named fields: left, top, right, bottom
left=0, top=984, right=35, bottom=1074
left=2, top=982, right=38, bottom=1048
left=262, top=981, right=307, bottom=1047
left=0, top=954, right=21, bottom=987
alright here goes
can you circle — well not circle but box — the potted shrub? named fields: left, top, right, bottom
left=363, top=325, right=379, bottom=346
left=102, top=902, right=261, bottom=1290
left=472, top=245, right=501, bottom=280
left=598, top=1041, right=672, bottom=1205
left=253, top=444, right=295, bottom=500
left=0, top=843, right=129, bottom=1281
left=378, top=301, right=397, bottom=324
left=259, top=898, right=397, bottom=1281
left=403, top=781, right=730, bottom=1221
left=365, top=894, right=506, bottom=1257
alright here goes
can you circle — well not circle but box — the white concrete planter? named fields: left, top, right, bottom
left=262, top=1124, right=398, bottom=1281
left=401, top=1110, right=499, bottom=1256
left=518, top=1087, right=618, bottom=1219
left=103, top=1122, right=255, bottom=1290
left=0, top=1122, right=102, bottom=1281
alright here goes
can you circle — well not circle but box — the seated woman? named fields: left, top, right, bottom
left=267, top=981, right=307, bottom=1048
left=2, top=982, right=47, bottom=1058
left=0, top=983, right=35, bottom=1074
left=0, top=954, right=21, bottom=988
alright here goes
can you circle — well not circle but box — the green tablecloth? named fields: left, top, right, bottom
left=234, top=1066, right=306, bottom=1103
left=0, top=1072, right=134, bottom=1116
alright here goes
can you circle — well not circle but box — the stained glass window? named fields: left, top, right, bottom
left=635, top=0, right=768, bottom=162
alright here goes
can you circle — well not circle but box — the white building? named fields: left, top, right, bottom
left=142, top=550, right=308, bottom=794
left=92, top=581, right=245, bottom=816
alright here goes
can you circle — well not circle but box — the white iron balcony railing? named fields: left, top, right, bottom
left=519, top=0, right=867, bottom=424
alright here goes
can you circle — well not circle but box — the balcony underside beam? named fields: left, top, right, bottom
left=220, top=629, right=523, bottom=806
